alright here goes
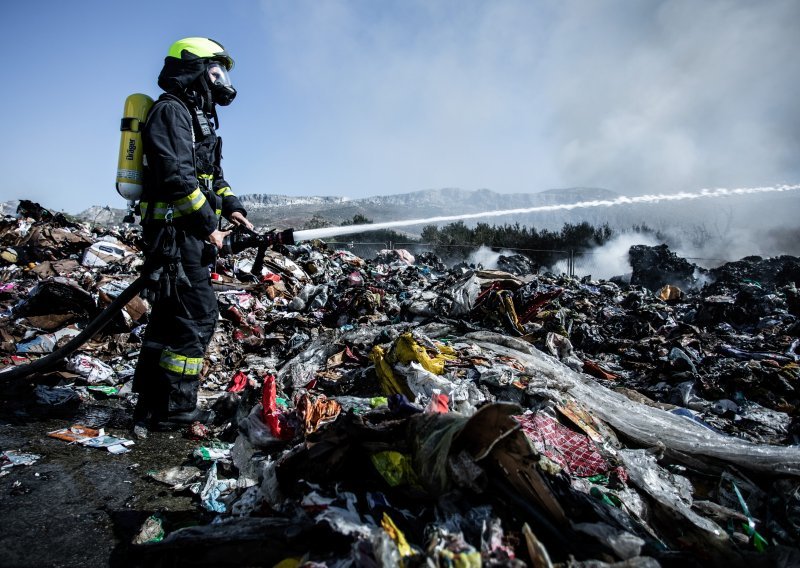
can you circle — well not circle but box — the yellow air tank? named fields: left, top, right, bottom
left=116, top=93, right=154, bottom=220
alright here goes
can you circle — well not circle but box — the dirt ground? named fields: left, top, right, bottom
left=0, top=390, right=213, bottom=568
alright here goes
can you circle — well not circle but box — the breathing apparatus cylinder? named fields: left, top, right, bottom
left=116, top=93, right=154, bottom=221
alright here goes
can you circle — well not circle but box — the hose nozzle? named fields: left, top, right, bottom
left=220, top=227, right=294, bottom=257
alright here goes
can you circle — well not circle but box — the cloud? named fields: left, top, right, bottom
left=257, top=0, right=559, bottom=195
left=257, top=0, right=799, bottom=200
left=546, top=0, right=800, bottom=194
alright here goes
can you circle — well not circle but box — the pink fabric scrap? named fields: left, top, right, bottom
left=515, top=412, right=610, bottom=477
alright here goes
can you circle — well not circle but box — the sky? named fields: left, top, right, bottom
left=2, top=0, right=798, bottom=214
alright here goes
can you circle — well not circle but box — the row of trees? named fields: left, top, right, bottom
left=418, top=221, right=616, bottom=265
left=420, top=221, right=613, bottom=251
left=305, top=215, right=632, bottom=266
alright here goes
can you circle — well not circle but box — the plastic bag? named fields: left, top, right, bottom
left=465, top=331, right=800, bottom=476
left=67, top=354, right=116, bottom=385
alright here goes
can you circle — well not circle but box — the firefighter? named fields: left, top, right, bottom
left=132, top=37, right=253, bottom=439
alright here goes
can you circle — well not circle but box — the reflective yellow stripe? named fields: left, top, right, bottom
left=198, top=173, right=213, bottom=180
left=159, top=360, right=185, bottom=374
left=141, top=188, right=208, bottom=220
left=184, top=358, right=203, bottom=375
left=159, top=350, right=203, bottom=376
left=140, top=201, right=172, bottom=219
left=215, top=186, right=233, bottom=197
left=173, top=188, right=207, bottom=215
left=141, top=201, right=179, bottom=219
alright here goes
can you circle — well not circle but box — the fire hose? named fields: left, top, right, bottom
left=0, top=227, right=294, bottom=381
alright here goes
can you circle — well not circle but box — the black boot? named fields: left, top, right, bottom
left=162, top=407, right=216, bottom=425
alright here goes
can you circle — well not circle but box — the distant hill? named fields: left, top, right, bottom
left=29, top=183, right=798, bottom=259
left=238, top=186, right=620, bottom=232
left=77, top=205, right=126, bottom=225
left=66, top=187, right=621, bottom=232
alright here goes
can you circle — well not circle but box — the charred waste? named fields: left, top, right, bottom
left=1, top=200, right=800, bottom=567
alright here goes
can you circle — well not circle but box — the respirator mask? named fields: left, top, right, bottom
left=205, top=61, right=237, bottom=106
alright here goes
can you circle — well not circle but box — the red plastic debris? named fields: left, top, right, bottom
left=261, top=374, right=288, bottom=439
left=582, top=360, right=618, bottom=381
left=426, top=393, right=450, bottom=413
left=227, top=371, right=249, bottom=393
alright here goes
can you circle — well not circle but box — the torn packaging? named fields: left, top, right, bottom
left=451, top=402, right=570, bottom=525
left=465, top=332, right=800, bottom=476
left=23, top=313, right=74, bottom=332
left=515, top=412, right=611, bottom=478
left=14, top=279, right=96, bottom=320
left=401, top=401, right=572, bottom=538
left=81, top=240, right=134, bottom=268
left=98, top=280, right=149, bottom=321
left=294, top=392, right=341, bottom=435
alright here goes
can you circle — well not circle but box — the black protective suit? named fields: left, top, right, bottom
left=132, top=57, right=247, bottom=425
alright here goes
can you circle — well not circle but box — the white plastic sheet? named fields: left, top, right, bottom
left=466, top=331, right=800, bottom=476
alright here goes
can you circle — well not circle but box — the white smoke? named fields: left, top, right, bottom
left=466, top=245, right=519, bottom=270
left=548, top=232, right=661, bottom=281
left=549, top=0, right=800, bottom=195
left=467, top=245, right=501, bottom=269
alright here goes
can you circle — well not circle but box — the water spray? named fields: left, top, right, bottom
left=292, top=183, right=800, bottom=242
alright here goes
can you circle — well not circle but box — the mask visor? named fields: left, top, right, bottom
left=206, top=61, right=236, bottom=105
left=207, top=62, right=232, bottom=88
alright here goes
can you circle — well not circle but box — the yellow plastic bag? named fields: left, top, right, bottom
left=370, top=345, right=414, bottom=399
left=371, top=451, right=420, bottom=487
left=389, top=333, right=456, bottom=375
left=381, top=512, right=413, bottom=557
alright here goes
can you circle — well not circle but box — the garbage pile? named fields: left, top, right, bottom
left=2, top=201, right=800, bottom=566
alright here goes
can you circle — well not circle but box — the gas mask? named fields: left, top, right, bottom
left=204, top=61, right=237, bottom=106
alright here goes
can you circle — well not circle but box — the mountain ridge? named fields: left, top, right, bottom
left=68, top=186, right=619, bottom=230
left=8, top=185, right=793, bottom=251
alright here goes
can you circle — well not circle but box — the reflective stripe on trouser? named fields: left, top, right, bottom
left=132, top=268, right=219, bottom=418
left=159, top=350, right=203, bottom=375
